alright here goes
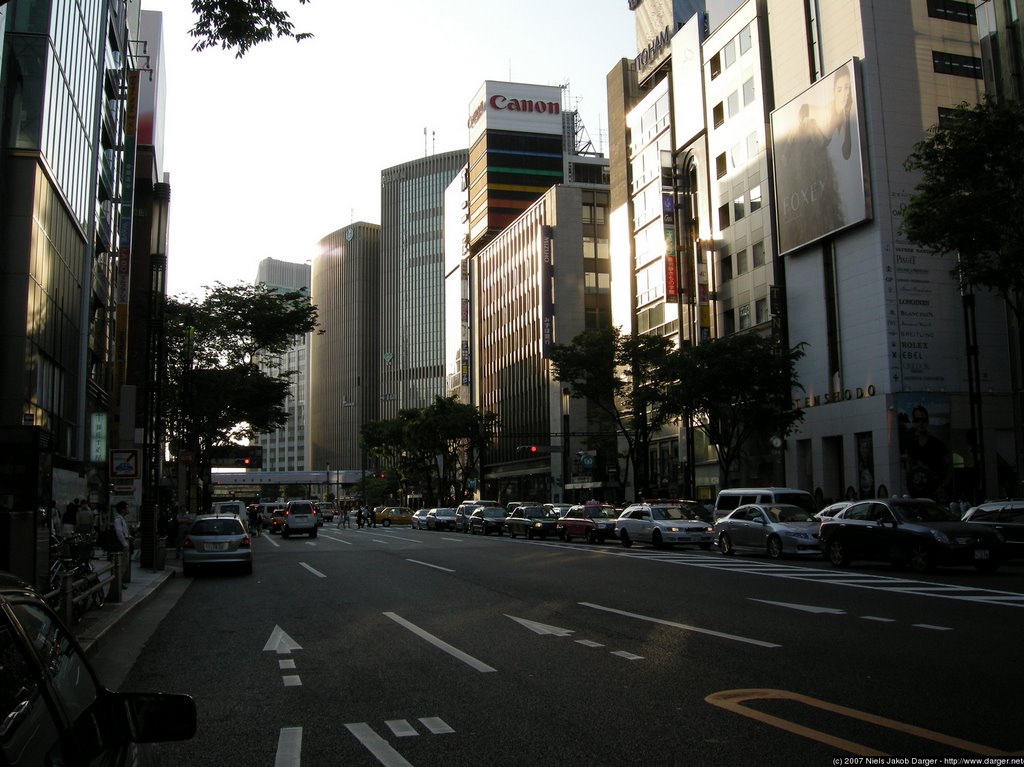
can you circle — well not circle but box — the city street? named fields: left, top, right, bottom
left=97, top=527, right=1024, bottom=766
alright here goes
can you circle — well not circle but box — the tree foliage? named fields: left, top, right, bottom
left=189, top=0, right=313, bottom=57
left=361, top=397, right=498, bottom=505
left=668, top=334, right=805, bottom=485
left=903, top=97, right=1024, bottom=322
left=164, top=282, right=320, bottom=464
left=549, top=328, right=677, bottom=496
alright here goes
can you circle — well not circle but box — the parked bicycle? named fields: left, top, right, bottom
left=48, top=532, right=105, bottom=622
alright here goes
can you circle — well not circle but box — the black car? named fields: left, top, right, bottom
left=504, top=505, right=558, bottom=539
left=819, top=498, right=1004, bottom=572
left=469, top=507, right=506, bottom=535
left=0, top=570, right=196, bottom=764
left=962, top=501, right=1024, bottom=560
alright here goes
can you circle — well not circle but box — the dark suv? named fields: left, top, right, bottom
left=819, top=498, right=1004, bottom=572
left=0, top=570, right=196, bottom=762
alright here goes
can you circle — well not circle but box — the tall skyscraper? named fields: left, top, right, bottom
left=309, top=223, right=381, bottom=471
left=379, top=150, right=467, bottom=418
left=254, top=258, right=311, bottom=472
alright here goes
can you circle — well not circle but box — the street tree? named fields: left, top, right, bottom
left=550, top=328, right=677, bottom=498
left=164, top=282, right=319, bottom=503
left=667, top=333, right=804, bottom=486
left=902, top=97, right=1024, bottom=323
left=361, top=397, right=498, bottom=506
left=189, top=0, right=313, bottom=57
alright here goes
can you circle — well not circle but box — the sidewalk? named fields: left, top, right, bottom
left=73, top=551, right=178, bottom=656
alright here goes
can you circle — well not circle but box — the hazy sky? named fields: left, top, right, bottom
left=140, top=1, right=639, bottom=297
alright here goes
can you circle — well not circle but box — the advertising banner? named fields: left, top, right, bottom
left=771, top=59, right=871, bottom=254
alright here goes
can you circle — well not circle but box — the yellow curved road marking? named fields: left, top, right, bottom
left=705, top=689, right=1017, bottom=756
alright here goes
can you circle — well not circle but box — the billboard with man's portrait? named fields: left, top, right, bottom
left=770, top=59, right=872, bottom=255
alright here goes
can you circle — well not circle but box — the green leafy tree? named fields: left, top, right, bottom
left=361, top=397, right=498, bottom=505
left=903, top=98, right=1024, bottom=323
left=164, top=282, right=319, bottom=504
left=189, top=0, right=313, bottom=57
left=668, top=334, right=805, bottom=486
left=550, top=328, right=677, bottom=498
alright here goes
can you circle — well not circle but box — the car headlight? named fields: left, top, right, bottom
left=785, top=532, right=812, bottom=540
left=703, top=526, right=713, bottom=533
left=666, top=526, right=681, bottom=533
left=533, top=522, right=542, bottom=528
left=928, top=528, right=950, bottom=544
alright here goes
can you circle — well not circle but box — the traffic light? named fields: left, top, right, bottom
left=516, top=445, right=541, bottom=454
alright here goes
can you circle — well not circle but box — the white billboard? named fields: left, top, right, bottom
left=468, top=81, right=564, bottom=147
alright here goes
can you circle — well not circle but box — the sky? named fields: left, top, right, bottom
left=140, top=0, right=640, bottom=298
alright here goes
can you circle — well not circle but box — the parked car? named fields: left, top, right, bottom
left=617, top=503, right=715, bottom=549
left=714, top=487, right=817, bottom=521
left=639, top=498, right=714, bottom=524
left=426, top=507, right=457, bottom=531
left=962, top=500, right=1024, bottom=559
left=557, top=502, right=619, bottom=543
left=454, top=502, right=482, bottom=532
left=715, top=503, right=821, bottom=559
left=411, top=508, right=431, bottom=529
left=376, top=506, right=413, bottom=526
left=280, top=500, right=318, bottom=538
left=182, top=514, right=254, bottom=576
left=469, top=506, right=507, bottom=535
left=819, top=498, right=1004, bottom=572
left=815, top=501, right=852, bottom=522
left=0, top=570, right=197, bottom=763
left=504, top=505, right=559, bottom=539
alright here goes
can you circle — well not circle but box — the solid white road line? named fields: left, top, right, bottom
left=913, top=623, right=953, bottom=631
left=282, top=675, right=302, bottom=687
left=274, top=727, right=302, bottom=767
left=317, top=532, right=353, bottom=545
left=345, top=723, right=415, bottom=767
left=383, top=612, right=497, bottom=673
left=406, top=559, right=456, bottom=573
left=299, top=562, right=327, bottom=578
left=579, top=602, right=781, bottom=648
left=262, top=535, right=280, bottom=548
left=418, top=717, right=455, bottom=735
left=279, top=659, right=295, bottom=669
left=386, top=719, right=418, bottom=737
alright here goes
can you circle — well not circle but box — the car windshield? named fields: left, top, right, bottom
left=893, top=501, right=959, bottom=523
left=651, top=507, right=688, bottom=521
left=435, top=509, right=455, bottom=517
left=191, top=519, right=243, bottom=536
left=522, top=507, right=550, bottom=518
left=482, top=509, right=505, bottom=518
left=776, top=493, right=816, bottom=514
left=764, top=505, right=814, bottom=523
left=585, top=506, right=616, bottom=519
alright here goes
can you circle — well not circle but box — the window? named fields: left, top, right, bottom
left=716, top=152, right=727, bottom=178
left=735, top=249, right=748, bottom=274
left=720, top=255, right=733, bottom=282
left=713, top=102, right=725, bottom=128
left=746, top=131, right=760, bottom=159
left=937, top=106, right=959, bottom=127
left=727, top=90, right=740, bottom=118
left=932, top=50, right=983, bottom=78
left=710, top=52, right=722, bottom=79
left=733, top=195, right=745, bottom=222
left=723, top=39, right=737, bottom=68
left=718, top=203, right=730, bottom=230
left=755, top=297, right=769, bottom=324
left=927, top=0, right=976, bottom=24
left=742, top=77, right=755, bottom=106
left=723, top=309, right=736, bottom=335
left=738, top=304, right=751, bottom=329
left=739, top=24, right=752, bottom=54
left=752, top=240, right=765, bottom=267
left=750, top=186, right=762, bottom=214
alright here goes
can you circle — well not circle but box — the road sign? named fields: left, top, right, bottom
left=109, top=449, right=139, bottom=478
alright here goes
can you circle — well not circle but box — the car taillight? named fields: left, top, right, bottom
left=240, top=535, right=251, bottom=548
left=182, top=536, right=194, bottom=549
left=312, top=509, right=318, bottom=516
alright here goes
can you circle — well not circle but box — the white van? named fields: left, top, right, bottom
left=713, top=487, right=816, bottom=521
left=209, top=500, right=245, bottom=516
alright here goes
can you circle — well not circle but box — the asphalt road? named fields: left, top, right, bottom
left=97, top=525, right=1024, bottom=766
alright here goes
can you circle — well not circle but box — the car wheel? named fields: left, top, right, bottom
left=826, top=537, right=848, bottom=567
left=244, top=562, right=253, bottom=575
left=282, top=527, right=290, bottom=539
left=718, top=532, right=734, bottom=556
left=766, top=535, right=783, bottom=560
left=508, top=526, right=516, bottom=538
left=310, top=528, right=317, bottom=538
left=562, top=530, right=570, bottom=542
left=906, top=542, right=934, bottom=572
left=585, top=530, right=596, bottom=544
left=620, top=530, right=632, bottom=548
left=383, top=519, right=391, bottom=527
left=497, top=529, right=503, bottom=536
left=699, top=542, right=712, bottom=551
left=651, top=529, right=664, bottom=549
left=527, top=528, right=534, bottom=540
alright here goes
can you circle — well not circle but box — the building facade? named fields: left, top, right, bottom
left=254, top=258, right=311, bottom=472
left=379, top=150, right=467, bottom=418
left=309, top=223, right=381, bottom=472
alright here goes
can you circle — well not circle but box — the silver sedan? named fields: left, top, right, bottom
left=182, top=514, right=253, bottom=575
left=714, top=503, right=821, bottom=559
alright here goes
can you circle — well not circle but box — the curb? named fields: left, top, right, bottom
left=78, top=568, right=177, bottom=657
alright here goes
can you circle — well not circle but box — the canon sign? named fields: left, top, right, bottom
left=467, top=94, right=561, bottom=129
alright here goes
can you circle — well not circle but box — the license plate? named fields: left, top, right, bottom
left=974, top=549, right=989, bottom=560
left=207, top=542, right=228, bottom=552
